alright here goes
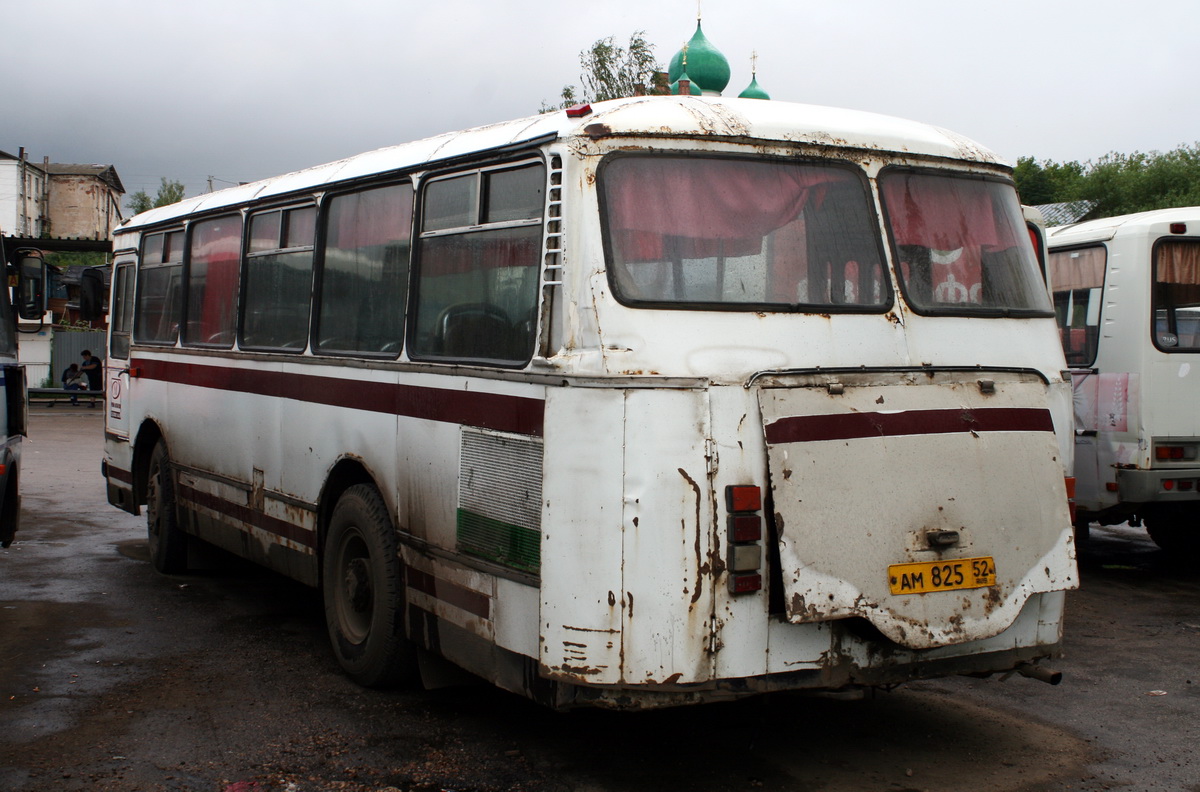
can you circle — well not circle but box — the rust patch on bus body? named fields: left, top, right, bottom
left=678, top=467, right=703, bottom=605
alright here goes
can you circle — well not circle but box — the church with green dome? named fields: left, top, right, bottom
left=666, top=16, right=770, bottom=100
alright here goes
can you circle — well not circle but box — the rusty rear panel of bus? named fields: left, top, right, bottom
left=755, top=368, right=1076, bottom=650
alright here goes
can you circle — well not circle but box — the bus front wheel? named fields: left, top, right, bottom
left=146, top=440, right=188, bottom=574
left=322, top=484, right=415, bottom=687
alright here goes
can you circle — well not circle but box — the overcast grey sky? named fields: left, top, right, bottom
left=4, top=0, right=1197, bottom=203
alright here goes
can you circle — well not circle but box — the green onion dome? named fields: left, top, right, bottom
left=668, top=21, right=731, bottom=95
left=670, top=71, right=703, bottom=96
left=738, top=74, right=770, bottom=100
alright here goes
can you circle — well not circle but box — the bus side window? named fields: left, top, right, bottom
left=184, top=214, right=242, bottom=348
left=241, top=206, right=316, bottom=351
left=410, top=162, right=544, bottom=366
left=1153, top=240, right=1200, bottom=352
left=315, top=183, right=413, bottom=357
left=135, top=230, right=184, bottom=345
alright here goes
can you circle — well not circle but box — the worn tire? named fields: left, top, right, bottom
left=322, top=484, right=415, bottom=687
left=1145, top=505, right=1200, bottom=555
left=146, top=440, right=188, bottom=574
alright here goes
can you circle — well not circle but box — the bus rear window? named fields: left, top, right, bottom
left=1153, top=239, right=1200, bottom=352
left=880, top=171, right=1051, bottom=317
left=600, top=155, right=889, bottom=311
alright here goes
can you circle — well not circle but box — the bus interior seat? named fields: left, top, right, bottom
left=437, top=302, right=514, bottom=359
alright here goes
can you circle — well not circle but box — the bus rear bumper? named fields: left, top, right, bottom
left=1117, top=467, right=1200, bottom=503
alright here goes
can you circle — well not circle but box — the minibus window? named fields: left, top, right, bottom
left=1152, top=239, right=1200, bottom=352
left=1048, top=245, right=1105, bottom=365
left=600, top=155, right=889, bottom=312
left=881, top=171, right=1052, bottom=317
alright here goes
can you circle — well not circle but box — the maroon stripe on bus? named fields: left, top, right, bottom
left=108, top=465, right=133, bottom=484
left=132, top=358, right=544, bottom=437
left=765, top=407, right=1055, bottom=445
left=177, top=482, right=317, bottom=550
left=406, top=566, right=491, bottom=620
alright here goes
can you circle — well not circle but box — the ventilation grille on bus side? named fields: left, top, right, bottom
left=457, top=428, right=543, bottom=574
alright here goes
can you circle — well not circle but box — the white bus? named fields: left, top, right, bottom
left=1047, top=207, right=1200, bottom=553
left=98, top=96, right=1078, bottom=708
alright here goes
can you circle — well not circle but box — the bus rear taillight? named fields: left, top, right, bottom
left=1064, top=476, right=1076, bottom=523
left=1155, top=444, right=1198, bottom=461
left=726, top=485, right=763, bottom=594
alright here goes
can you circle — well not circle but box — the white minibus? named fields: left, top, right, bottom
left=1048, top=207, right=1200, bottom=552
left=98, top=95, right=1077, bottom=708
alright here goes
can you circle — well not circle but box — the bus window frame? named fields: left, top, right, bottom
left=408, top=157, right=546, bottom=369
left=311, top=178, right=415, bottom=360
left=239, top=202, right=319, bottom=353
left=596, top=151, right=893, bottom=314
left=110, top=259, right=137, bottom=360
left=1048, top=243, right=1106, bottom=367
left=134, top=227, right=185, bottom=346
left=182, top=212, right=245, bottom=350
left=878, top=166, right=1054, bottom=319
left=1150, top=235, right=1200, bottom=354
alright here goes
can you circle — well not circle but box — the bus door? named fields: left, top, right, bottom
left=104, top=259, right=137, bottom=439
left=756, top=368, right=1076, bottom=649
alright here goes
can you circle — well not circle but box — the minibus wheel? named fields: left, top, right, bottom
left=146, top=440, right=187, bottom=574
left=1144, top=506, right=1200, bottom=555
left=322, top=484, right=415, bottom=687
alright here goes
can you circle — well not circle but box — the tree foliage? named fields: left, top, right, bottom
left=1015, top=143, right=1200, bottom=219
left=127, top=177, right=186, bottom=214
left=544, top=31, right=666, bottom=111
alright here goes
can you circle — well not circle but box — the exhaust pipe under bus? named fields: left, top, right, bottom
left=1014, top=662, right=1063, bottom=686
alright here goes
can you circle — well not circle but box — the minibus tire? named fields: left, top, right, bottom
left=322, top=484, right=415, bottom=688
left=1145, top=506, right=1200, bottom=555
left=146, top=440, right=187, bottom=574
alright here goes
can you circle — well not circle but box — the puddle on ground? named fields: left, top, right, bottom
left=116, top=539, right=150, bottom=562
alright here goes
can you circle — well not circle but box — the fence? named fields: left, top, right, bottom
left=51, top=330, right=106, bottom=387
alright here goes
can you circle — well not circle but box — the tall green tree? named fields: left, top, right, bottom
left=1015, top=143, right=1200, bottom=220
left=127, top=177, right=186, bottom=214
left=544, top=31, right=666, bottom=111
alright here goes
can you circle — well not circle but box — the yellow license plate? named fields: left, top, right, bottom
left=888, top=556, right=996, bottom=595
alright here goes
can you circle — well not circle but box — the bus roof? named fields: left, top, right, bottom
left=118, top=95, right=1005, bottom=232
left=1046, top=206, right=1200, bottom=246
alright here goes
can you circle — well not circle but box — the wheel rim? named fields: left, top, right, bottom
left=334, top=531, right=373, bottom=644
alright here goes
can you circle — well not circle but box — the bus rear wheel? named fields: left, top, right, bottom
left=1144, top=505, right=1200, bottom=555
left=146, top=440, right=188, bottom=574
left=322, top=484, right=415, bottom=688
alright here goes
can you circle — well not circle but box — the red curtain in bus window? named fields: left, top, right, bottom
left=189, top=217, right=242, bottom=345
left=882, top=175, right=1018, bottom=305
left=604, top=159, right=851, bottom=262
left=329, top=185, right=412, bottom=249
left=421, top=231, right=540, bottom=277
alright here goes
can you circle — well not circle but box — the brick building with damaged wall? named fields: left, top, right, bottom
left=0, top=148, right=125, bottom=240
